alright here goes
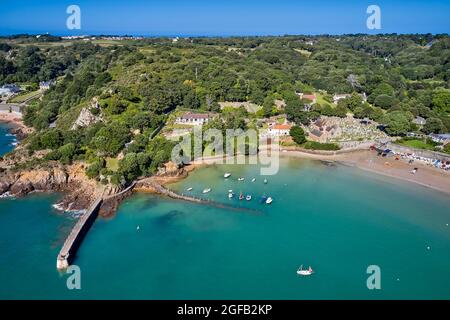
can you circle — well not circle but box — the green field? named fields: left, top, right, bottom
left=9, top=90, right=41, bottom=103
left=396, top=138, right=438, bottom=151
left=106, top=157, right=120, bottom=172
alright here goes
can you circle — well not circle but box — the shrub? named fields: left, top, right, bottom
left=303, top=141, right=340, bottom=151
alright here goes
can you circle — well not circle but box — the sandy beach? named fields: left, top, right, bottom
left=0, top=111, right=33, bottom=137
left=282, top=150, right=450, bottom=196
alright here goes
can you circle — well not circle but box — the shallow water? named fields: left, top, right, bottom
left=0, top=122, right=16, bottom=157
left=0, top=158, right=449, bottom=299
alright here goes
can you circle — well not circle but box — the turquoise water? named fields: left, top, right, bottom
left=0, top=122, right=16, bottom=157
left=0, top=157, right=449, bottom=299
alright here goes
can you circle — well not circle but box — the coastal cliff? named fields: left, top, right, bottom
left=0, top=163, right=110, bottom=211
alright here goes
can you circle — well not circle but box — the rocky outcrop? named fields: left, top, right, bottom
left=71, top=99, right=103, bottom=130
left=0, top=163, right=103, bottom=211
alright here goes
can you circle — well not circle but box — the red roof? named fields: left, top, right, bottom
left=302, top=94, right=316, bottom=101
left=272, top=124, right=292, bottom=130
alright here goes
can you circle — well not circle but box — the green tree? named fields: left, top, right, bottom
left=290, top=125, right=306, bottom=145
left=262, top=95, right=275, bottom=117
left=92, top=122, right=131, bottom=156
left=382, top=111, right=414, bottom=136
left=423, top=117, right=445, bottom=134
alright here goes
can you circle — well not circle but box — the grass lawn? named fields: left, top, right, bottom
left=9, top=90, right=41, bottom=103
left=396, top=139, right=438, bottom=151
left=106, top=157, right=120, bottom=172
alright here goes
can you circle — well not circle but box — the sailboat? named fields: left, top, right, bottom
left=297, top=265, right=314, bottom=276
left=239, top=192, right=244, bottom=200
left=187, top=187, right=193, bottom=191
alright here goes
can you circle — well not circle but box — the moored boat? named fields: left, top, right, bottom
left=297, top=265, right=314, bottom=276
left=202, top=188, right=212, bottom=194
left=266, top=197, right=273, bottom=204
left=246, top=195, right=252, bottom=201
left=238, top=177, right=245, bottom=181
left=224, top=173, right=232, bottom=178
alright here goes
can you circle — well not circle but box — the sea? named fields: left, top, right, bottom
left=0, top=122, right=17, bottom=157
left=0, top=123, right=449, bottom=299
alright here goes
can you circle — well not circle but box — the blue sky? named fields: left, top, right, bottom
left=0, top=0, right=449, bottom=36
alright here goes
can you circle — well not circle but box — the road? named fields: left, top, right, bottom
left=0, top=103, right=22, bottom=113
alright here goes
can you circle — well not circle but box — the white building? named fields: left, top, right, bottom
left=268, top=124, right=292, bottom=137
left=175, top=113, right=210, bottom=126
left=39, top=80, right=56, bottom=91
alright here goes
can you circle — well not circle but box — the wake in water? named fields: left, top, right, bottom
left=52, top=202, right=86, bottom=219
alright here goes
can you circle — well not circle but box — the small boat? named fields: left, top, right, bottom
left=224, top=173, right=232, bottom=178
left=251, top=178, right=256, bottom=182
left=239, top=192, right=244, bottom=200
left=266, top=197, right=273, bottom=204
left=228, top=190, right=233, bottom=193
left=297, top=265, right=314, bottom=276
left=228, top=193, right=234, bottom=199
left=187, top=187, right=193, bottom=191
left=238, top=177, right=245, bottom=181
left=136, top=225, right=140, bottom=231
left=202, top=188, right=212, bottom=194
left=246, top=195, right=252, bottom=201
left=264, top=179, right=268, bottom=184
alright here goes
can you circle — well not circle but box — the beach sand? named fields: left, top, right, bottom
left=0, top=111, right=33, bottom=136
left=284, top=150, right=450, bottom=196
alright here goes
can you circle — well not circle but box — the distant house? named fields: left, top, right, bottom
left=39, top=80, right=56, bottom=91
left=333, top=94, right=352, bottom=104
left=429, top=133, right=450, bottom=145
left=333, top=93, right=367, bottom=104
left=175, top=112, right=210, bottom=126
left=296, top=92, right=317, bottom=104
left=268, top=124, right=292, bottom=137
left=0, top=84, right=20, bottom=96
left=413, top=116, right=427, bottom=126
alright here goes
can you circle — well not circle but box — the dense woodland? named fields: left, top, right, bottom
left=1, top=34, right=449, bottom=184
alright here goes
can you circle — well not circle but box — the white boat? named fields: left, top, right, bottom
left=251, top=178, right=256, bottom=182
left=264, top=179, right=268, bottom=184
left=202, top=188, right=212, bottom=194
left=228, top=193, right=234, bottom=199
left=238, top=177, right=245, bottom=181
left=246, top=195, right=252, bottom=201
left=297, top=265, right=314, bottom=276
left=228, top=189, right=233, bottom=193
left=187, top=187, right=193, bottom=191
left=224, top=173, right=232, bottom=178
left=266, top=197, right=273, bottom=204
